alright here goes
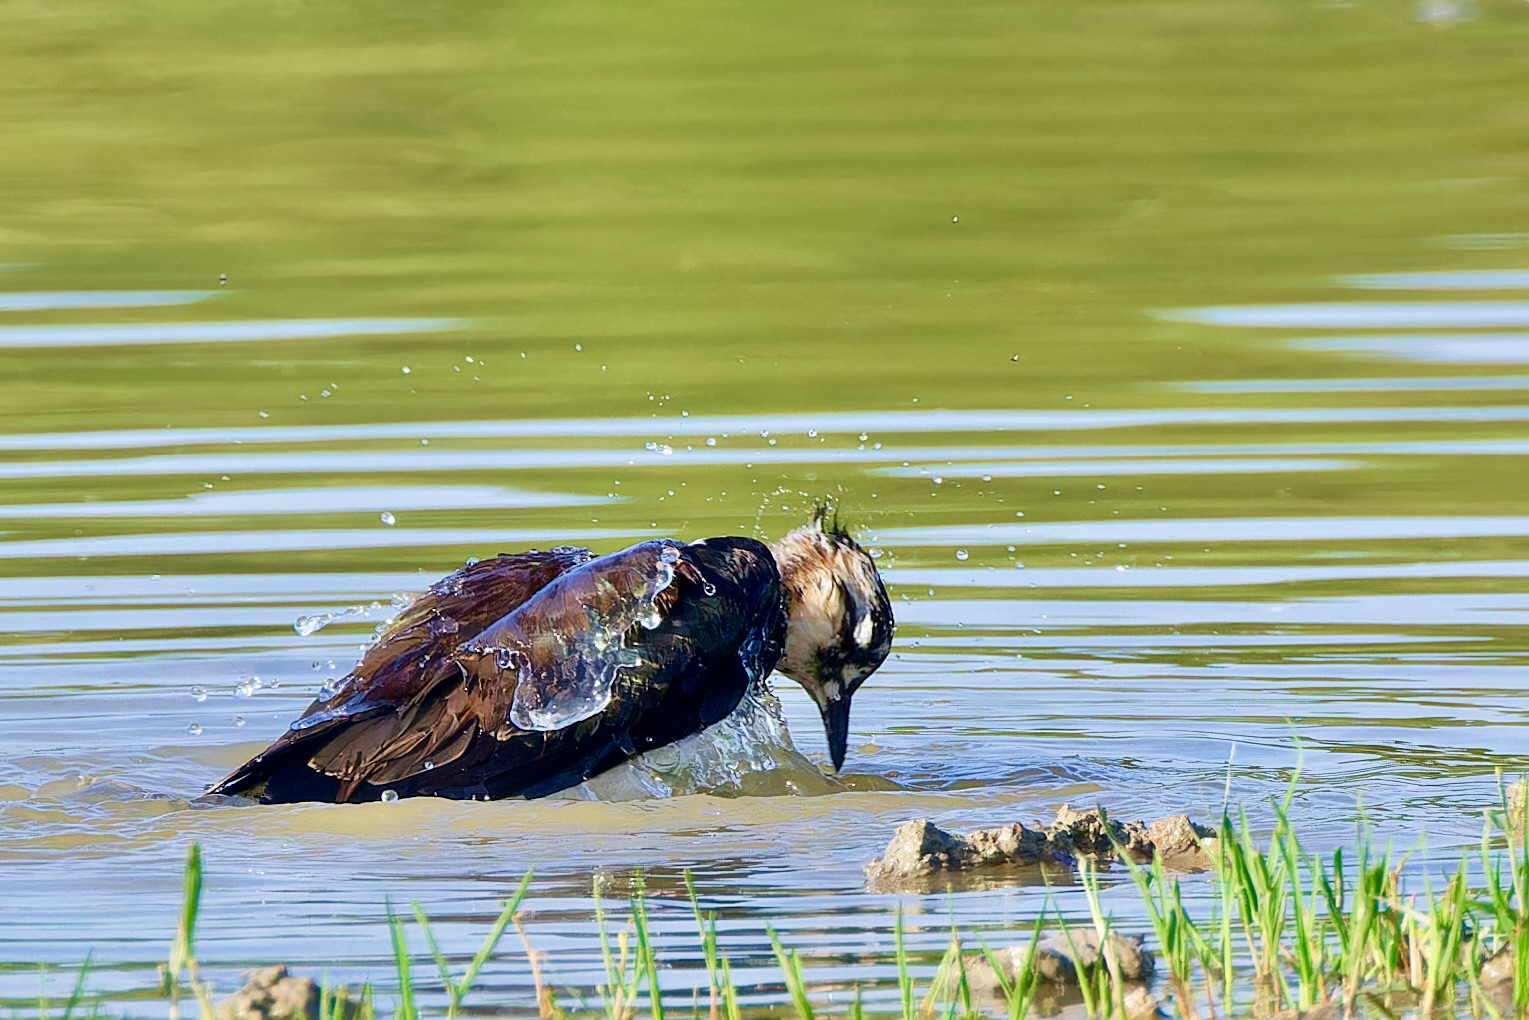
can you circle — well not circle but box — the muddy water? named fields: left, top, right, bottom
left=4, top=0, right=1529, bottom=1014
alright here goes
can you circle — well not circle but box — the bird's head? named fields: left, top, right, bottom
left=769, top=506, right=894, bottom=772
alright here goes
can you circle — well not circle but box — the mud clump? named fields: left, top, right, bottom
left=865, top=806, right=1217, bottom=885
left=1479, top=944, right=1520, bottom=1014
left=954, top=929, right=1160, bottom=1019
left=868, top=818, right=1065, bottom=876
left=216, top=965, right=363, bottom=1020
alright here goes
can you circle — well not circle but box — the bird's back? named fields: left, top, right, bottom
left=208, top=537, right=784, bottom=803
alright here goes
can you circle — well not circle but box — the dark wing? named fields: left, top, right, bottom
left=459, top=539, right=683, bottom=732
left=210, top=537, right=785, bottom=803
left=448, top=536, right=787, bottom=799
left=206, top=547, right=590, bottom=802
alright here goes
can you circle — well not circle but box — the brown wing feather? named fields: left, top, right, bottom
left=207, top=548, right=588, bottom=797
left=454, top=539, right=684, bottom=733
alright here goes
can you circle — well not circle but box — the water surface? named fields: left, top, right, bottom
left=3, top=0, right=1528, bottom=1015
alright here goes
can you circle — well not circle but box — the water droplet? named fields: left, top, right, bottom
left=381, top=789, right=399, bottom=803
left=189, top=686, right=207, bottom=702
left=234, top=677, right=259, bottom=697
left=187, top=722, right=203, bottom=736
left=932, top=477, right=943, bottom=485
left=233, top=715, right=246, bottom=727
left=401, top=366, right=411, bottom=374
left=858, top=433, right=869, bottom=442
left=423, top=760, right=435, bottom=771
left=702, top=580, right=717, bottom=596
left=955, top=549, right=969, bottom=561
left=379, top=511, right=396, bottom=526
left=705, top=437, right=716, bottom=447
left=574, top=343, right=583, bottom=351
left=807, top=428, right=818, bottom=438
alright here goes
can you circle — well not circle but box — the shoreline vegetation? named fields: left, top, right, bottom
left=32, top=780, right=1529, bottom=1020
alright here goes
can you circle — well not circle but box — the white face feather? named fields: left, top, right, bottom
left=779, top=581, right=839, bottom=684
left=770, top=514, right=893, bottom=702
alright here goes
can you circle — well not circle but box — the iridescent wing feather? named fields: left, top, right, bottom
left=208, top=538, right=785, bottom=803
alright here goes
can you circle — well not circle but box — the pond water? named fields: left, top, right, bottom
left=3, top=0, right=1529, bottom=1014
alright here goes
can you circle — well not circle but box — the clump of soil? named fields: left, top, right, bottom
left=1479, top=943, right=1521, bottom=1015
left=949, top=928, right=1160, bottom=1019
left=217, top=965, right=363, bottom=1020
left=971, top=929, right=1156, bottom=986
left=865, top=805, right=1216, bottom=885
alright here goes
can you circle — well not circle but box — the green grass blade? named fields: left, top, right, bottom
left=59, top=953, right=93, bottom=1020
left=387, top=904, right=416, bottom=1020
left=767, top=928, right=814, bottom=1020
left=457, top=873, right=534, bottom=1004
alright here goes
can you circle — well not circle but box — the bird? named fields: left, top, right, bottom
left=208, top=507, right=894, bottom=803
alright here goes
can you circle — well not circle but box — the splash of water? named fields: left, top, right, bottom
left=507, top=542, right=680, bottom=731
left=579, top=688, right=821, bottom=800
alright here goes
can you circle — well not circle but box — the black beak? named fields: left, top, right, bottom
left=816, top=691, right=853, bottom=772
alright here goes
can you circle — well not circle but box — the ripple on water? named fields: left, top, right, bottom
left=0, top=526, right=647, bottom=560
left=876, top=513, right=1529, bottom=546
left=1338, top=269, right=1529, bottom=290
left=1161, top=301, right=1529, bottom=328
left=0, top=317, right=466, bottom=348
left=1290, top=333, right=1529, bottom=363
left=0, top=484, right=604, bottom=519
left=8, top=402, right=1529, bottom=454
left=0, top=290, right=219, bottom=311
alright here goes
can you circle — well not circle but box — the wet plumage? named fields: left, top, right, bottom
left=210, top=511, right=893, bottom=803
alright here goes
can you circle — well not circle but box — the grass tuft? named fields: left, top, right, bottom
left=34, top=796, right=1529, bottom=1020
